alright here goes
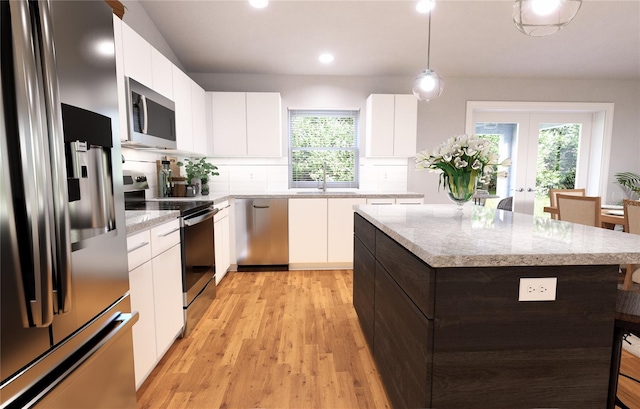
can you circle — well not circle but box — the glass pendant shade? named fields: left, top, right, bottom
left=513, top=0, right=582, bottom=36
left=412, top=69, right=444, bottom=101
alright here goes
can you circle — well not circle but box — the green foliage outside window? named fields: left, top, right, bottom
left=535, top=124, right=580, bottom=199
left=289, top=111, right=359, bottom=188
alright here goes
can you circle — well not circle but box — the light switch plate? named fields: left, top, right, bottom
left=518, top=277, right=557, bottom=302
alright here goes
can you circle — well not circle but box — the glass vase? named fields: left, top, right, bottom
left=446, top=173, right=478, bottom=210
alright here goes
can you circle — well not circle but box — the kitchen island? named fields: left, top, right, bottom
left=353, top=204, right=640, bottom=409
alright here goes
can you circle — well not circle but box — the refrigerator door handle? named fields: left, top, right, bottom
left=36, top=0, right=72, bottom=314
left=9, top=0, right=55, bottom=327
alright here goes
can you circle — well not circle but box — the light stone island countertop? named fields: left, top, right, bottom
left=355, top=204, right=640, bottom=268
left=125, top=210, right=180, bottom=235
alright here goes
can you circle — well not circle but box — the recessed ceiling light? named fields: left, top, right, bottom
left=416, top=0, right=436, bottom=14
left=319, top=53, right=334, bottom=64
left=249, top=0, right=269, bottom=9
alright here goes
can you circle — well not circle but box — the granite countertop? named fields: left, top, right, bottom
left=125, top=210, right=180, bottom=235
left=145, top=191, right=423, bottom=202
left=355, top=204, right=640, bottom=268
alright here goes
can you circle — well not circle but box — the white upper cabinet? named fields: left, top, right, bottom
left=191, top=81, right=207, bottom=155
left=208, top=92, right=282, bottom=157
left=172, top=67, right=193, bottom=152
left=121, top=22, right=153, bottom=89
left=246, top=92, right=282, bottom=157
left=365, top=94, right=417, bottom=158
left=210, top=92, right=247, bottom=156
left=150, top=48, right=173, bottom=99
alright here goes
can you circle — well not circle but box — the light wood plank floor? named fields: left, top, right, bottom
left=136, top=270, right=391, bottom=409
left=138, top=270, right=640, bottom=409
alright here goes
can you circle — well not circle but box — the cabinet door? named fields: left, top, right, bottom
left=288, top=198, right=328, bottom=263
left=246, top=93, right=282, bottom=157
left=393, top=95, right=418, bottom=157
left=113, top=16, right=128, bottom=142
left=210, top=92, right=247, bottom=156
left=214, top=208, right=231, bottom=285
left=121, top=22, right=152, bottom=88
left=151, top=244, right=183, bottom=358
left=151, top=48, right=173, bottom=99
left=128, top=261, right=156, bottom=389
left=365, top=94, right=394, bottom=157
left=172, top=67, right=193, bottom=152
left=374, top=262, right=432, bottom=409
left=191, top=81, right=207, bottom=155
left=327, top=198, right=366, bottom=263
left=353, top=236, right=375, bottom=351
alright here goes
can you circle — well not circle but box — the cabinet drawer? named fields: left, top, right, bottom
left=354, top=213, right=376, bottom=255
left=376, top=229, right=435, bottom=319
left=150, top=219, right=181, bottom=257
left=127, top=230, right=152, bottom=271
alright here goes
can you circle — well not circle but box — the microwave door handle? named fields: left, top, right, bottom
left=140, top=94, right=148, bottom=134
left=37, top=0, right=72, bottom=314
left=9, top=0, right=55, bottom=327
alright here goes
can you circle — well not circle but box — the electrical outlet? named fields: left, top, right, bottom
left=519, top=277, right=557, bottom=301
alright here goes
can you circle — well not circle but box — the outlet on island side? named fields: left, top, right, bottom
left=518, top=277, right=557, bottom=301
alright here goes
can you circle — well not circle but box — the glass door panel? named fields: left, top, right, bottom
left=474, top=112, right=592, bottom=216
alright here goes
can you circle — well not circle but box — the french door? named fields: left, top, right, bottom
left=473, top=111, right=594, bottom=216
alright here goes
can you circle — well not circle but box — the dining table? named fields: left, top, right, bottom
left=543, top=206, right=625, bottom=230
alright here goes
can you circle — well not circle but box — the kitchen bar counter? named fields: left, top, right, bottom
left=354, top=204, right=640, bottom=267
left=353, top=204, right=640, bottom=408
left=125, top=210, right=179, bottom=235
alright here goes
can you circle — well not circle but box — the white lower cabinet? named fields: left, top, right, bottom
left=214, top=202, right=231, bottom=285
left=328, top=198, right=367, bottom=263
left=289, top=198, right=366, bottom=266
left=366, top=197, right=424, bottom=205
left=127, top=219, right=182, bottom=390
left=289, top=198, right=328, bottom=264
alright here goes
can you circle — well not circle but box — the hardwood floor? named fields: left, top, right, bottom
left=617, top=349, right=640, bottom=409
left=136, top=270, right=391, bottom=409
left=137, top=269, right=640, bottom=409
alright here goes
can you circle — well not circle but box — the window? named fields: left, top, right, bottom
left=289, top=109, right=359, bottom=189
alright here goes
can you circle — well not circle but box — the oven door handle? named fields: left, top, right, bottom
left=183, top=209, right=217, bottom=227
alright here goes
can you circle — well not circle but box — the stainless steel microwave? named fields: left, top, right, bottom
left=125, top=77, right=176, bottom=149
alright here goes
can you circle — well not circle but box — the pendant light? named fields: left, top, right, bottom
left=412, top=4, right=444, bottom=101
left=513, top=0, right=582, bottom=37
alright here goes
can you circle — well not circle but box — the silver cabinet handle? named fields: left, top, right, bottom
left=128, top=241, right=149, bottom=253
left=10, top=0, right=54, bottom=328
left=157, top=227, right=180, bottom=237
left=37, top=0, right=72, bottom=314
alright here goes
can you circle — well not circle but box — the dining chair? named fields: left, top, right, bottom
left=622, top=199, right=640, bottom=290
left=549, top=188, right=586, bottom=219
left=556, top=194, right=601, bottom=227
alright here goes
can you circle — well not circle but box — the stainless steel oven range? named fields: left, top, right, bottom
left=123, top=182, right=217, bottom=337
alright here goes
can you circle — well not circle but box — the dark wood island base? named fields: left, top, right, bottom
left=354, top=213, right=619, bottom=409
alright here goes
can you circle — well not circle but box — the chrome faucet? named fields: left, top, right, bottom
left=319, top=161, right=327, bottom=192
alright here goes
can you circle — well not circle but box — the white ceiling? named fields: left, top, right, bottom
left=139, top=0, right=640, bottom=80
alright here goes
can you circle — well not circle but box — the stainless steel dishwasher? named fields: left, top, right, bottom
left=235, top=198, right=289, bottom=271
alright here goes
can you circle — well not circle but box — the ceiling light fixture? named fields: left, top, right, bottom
left=319, top=53, right=334, bottom=64
left=412, top=2, right=443, bottom=102
left=513, top=0, right=582, bottom=37
left=415, top=0, right=436, bottom=14
left=249, top=0, right=269, bottom=9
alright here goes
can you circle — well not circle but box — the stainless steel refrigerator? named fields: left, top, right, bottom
left=1, top=1, right=137, bottom=407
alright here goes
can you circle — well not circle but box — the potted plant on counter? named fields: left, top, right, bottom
left=177, top=158, right=219, bottom=195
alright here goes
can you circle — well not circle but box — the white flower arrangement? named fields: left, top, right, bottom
left=416, top=134, right=511, bottom=193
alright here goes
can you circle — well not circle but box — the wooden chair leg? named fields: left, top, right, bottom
left=622, top=264, right=636, bottom=291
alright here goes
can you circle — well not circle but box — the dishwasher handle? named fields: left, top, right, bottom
left=253, top=205, right=270, bottom=209
left=183, top=207, right=218, bottom=227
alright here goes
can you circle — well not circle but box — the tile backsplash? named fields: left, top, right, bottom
left=122, top=148, right=411, bottom=196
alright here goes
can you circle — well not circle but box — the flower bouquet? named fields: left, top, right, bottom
left=416, top=134, right=511, bottom=208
